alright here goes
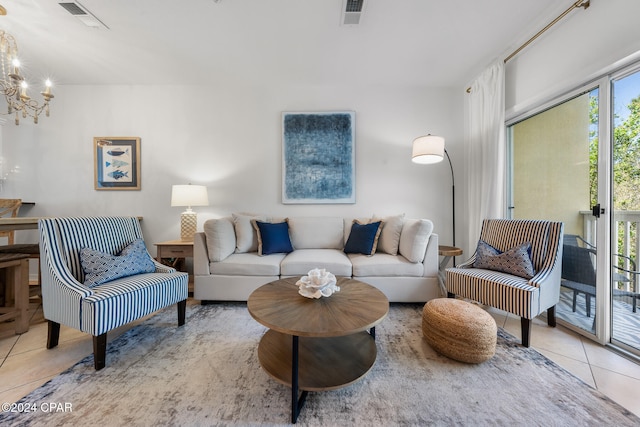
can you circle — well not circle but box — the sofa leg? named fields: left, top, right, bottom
left=447, top=292, right=455, bottom=299
left=177, top=299, right=186, bottom=326
left=521, top=317, right=531, bottom=347
left=93, top=333, right=107, bottom=371
left=47, top=321, right=60, bottom=349
left=547, top=306, right=556, bottom=327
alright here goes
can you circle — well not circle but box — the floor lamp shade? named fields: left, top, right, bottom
left=412, top=135, right=445, bottom=164
left=171, top=184, right=209, bottom=241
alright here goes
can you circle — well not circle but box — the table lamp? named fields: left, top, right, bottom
left=171, top=184, right=209, bottom=241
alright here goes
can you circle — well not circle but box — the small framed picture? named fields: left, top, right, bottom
left=94, top=137, right=141, bottom=190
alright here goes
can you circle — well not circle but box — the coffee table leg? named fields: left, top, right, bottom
left=291, top=335, right=308, bottom=424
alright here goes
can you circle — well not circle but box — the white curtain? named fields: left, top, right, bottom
left=464, top=60, right=506, bottom=255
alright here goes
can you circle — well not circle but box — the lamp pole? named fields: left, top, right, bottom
left=444, top=149, right=456, bottom=264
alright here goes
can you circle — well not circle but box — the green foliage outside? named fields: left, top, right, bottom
left=590, top=93, right=640, bottom=275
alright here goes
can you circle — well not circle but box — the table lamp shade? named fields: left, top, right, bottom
left=171, top=184, right=209, bottom=241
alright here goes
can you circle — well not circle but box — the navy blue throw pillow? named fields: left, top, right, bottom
left=254, top=221, right=294, bottom=256
left=344, top=221, right=383, bottom=256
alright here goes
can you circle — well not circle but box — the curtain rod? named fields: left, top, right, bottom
left=465, top=0, right=590, bottom=93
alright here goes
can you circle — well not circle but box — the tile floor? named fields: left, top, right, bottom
left=1, top=299, right=640, bottom=419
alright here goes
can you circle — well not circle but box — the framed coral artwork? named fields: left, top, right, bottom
left=282, top=111, right=355, bottom=204
left=94, top=137, right=141, bottom=190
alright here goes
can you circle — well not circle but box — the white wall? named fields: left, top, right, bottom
left=505, top=0, right=640, bottom=117
left=0, top=83, right=462, bottom=255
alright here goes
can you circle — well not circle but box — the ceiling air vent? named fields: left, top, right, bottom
left=59, top=2, right=109, bottom=29
left=342, top=0, right=365, bottom=26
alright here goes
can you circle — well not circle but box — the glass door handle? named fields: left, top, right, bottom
left=591, top=203, right=604, bottom=218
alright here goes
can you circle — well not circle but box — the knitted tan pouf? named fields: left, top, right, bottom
left=422, top=298, right=497, bottom=363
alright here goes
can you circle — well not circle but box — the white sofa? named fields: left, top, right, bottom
left=194, top=214, right=439, bottom=302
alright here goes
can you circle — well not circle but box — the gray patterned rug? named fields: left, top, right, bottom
left=1, top=302, right=638, bottom=426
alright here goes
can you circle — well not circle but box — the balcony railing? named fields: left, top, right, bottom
left=580, top=210, right=640, bottom=293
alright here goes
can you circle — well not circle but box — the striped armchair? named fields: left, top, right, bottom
left=39, top=217, right=188, bottom=370
left=446, top=219, right=564, bottom=347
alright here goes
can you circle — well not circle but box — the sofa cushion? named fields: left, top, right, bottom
left=210, top=253, right=285, bottom=276
left=280, top=249, right=352, bottom=277
left=233, top=213, right=265, bottom=253
left=398, top=219, right=434, bottom=263
left=474, top=240, right=535, bottom=279
left=203, top=218, right=236, bottom=262
left=374, top=213, right=405, bottom=255
left=253, top=220, right=294, bottom=256
left=349, top=253, right=423, bottom=277
left=80, top=238, right=156, bottom=287
left=288, top=217, right=344, bottom=249
left=344, top=220, right=383, bottom=256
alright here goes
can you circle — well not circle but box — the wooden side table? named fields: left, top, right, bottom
left=155, top=240, right=194, bottom=293
left=438, top=245, right=463, bottom=296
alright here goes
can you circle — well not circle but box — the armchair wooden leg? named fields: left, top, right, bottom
left=47, top=321, right=60, bottom=349
left=547, top=305, right=556, bottom=327
left=93, top=333, right=107, bottom=371
left=177, top=299, right=186, bottom=326
left=521, top=317, right=531, bottom=347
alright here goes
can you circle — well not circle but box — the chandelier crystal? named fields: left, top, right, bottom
left=0, top=30, right=54, bottom=125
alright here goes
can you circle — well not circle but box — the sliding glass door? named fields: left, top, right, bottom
left=508, top=65, right=640, bottom=357
left=508, top=87, right=602, bottom=336
left=611, top=68, right=640, bottom=352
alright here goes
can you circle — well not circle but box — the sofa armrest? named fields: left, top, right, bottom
left=194, top=232, right=210, bottom=275
left=422, top=233, right=439, bottom=277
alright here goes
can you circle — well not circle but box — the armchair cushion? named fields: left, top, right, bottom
left=474, top=240, right=535, bottom=279
left=80, top=238, right=156, bottom=287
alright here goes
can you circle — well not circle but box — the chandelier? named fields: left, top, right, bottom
left=0, top=30, right=54, bottom=125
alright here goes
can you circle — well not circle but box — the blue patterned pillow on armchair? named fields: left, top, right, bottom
left=80, top=238, right=156, bottom=287
left=474, top=240, right=535, bottom=279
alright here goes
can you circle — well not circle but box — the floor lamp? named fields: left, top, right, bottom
left=412, top=134, right=456, bottom=254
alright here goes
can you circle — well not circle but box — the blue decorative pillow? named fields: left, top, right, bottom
left=80, top=238, right=156, bottom=287
left=344, top=220, right=383, bottom=256
left=474, top=240, right=535, bottom=279
left=253, top=220, right=294, bottom=256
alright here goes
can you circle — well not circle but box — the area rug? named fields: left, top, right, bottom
left=1, top=303, right=638, bottom=426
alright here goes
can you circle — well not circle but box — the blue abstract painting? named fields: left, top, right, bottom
left=282, top=111, right=355, bottom=204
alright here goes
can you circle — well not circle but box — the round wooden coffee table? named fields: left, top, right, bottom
left=247, top=277, right=389, bottom=423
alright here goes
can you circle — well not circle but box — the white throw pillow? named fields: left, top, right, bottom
left=203, top=218, right=236, bottom=262
left=373, top=213, right=405, bottom=255
left=398, top=219, right=434, bottom=263
left=232, top=213, right=265, bottom=253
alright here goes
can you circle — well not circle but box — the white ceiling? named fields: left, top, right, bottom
left=1, top=0, right=566, bottom=88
